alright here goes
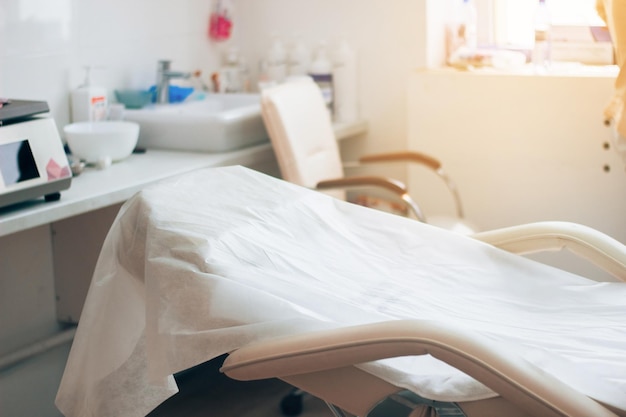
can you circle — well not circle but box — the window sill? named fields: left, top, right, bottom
left=419, top=62, right=619, bottom=79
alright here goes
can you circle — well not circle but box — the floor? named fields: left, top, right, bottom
left=147, top=355, right=334, bottom=417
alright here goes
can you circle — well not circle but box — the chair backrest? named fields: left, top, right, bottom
left=261, top=78, right=345, bottom=195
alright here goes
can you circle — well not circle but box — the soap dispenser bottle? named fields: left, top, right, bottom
left=221, top=47, right=245, bottom=93
left=461, top=0, right=478, bottom=51
left=309, top=42, right=334, bottom=115
left=532, top=0, right=552, bottom=71
left=266, top=35, right=287, bottom=84
left=287, top=34, right=311, bottom=77
left=71, top=66, right=108, bottom=122
left=332, top=39, right=358, bottom=123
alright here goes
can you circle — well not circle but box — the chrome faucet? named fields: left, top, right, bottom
left=156, top=60, right=192, bottom=104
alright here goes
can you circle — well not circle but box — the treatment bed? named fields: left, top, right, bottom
left=55, top=166, right=626, bottom=417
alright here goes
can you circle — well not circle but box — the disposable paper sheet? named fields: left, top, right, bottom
left=56, top=166, right=626, bottom=417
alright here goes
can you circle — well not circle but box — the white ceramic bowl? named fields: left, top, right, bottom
left=64, top=121, right=140, bottom=163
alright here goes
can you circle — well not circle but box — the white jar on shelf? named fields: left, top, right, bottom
left=332, top=39, right=358, bottom=123
left=532, top=0, right=552, bottom=71
left=308, top=42, right=334, bottom=115
left=287, top=35, right=311, bottom=77
left=266, top=35, right=287, bottom=83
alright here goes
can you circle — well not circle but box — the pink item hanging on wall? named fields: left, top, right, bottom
left=208, top=0, right=233, bottom=42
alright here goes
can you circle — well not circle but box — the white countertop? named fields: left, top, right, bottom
left=0, top=120, right=368, bottom=237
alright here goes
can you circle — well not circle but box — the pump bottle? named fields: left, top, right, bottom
left=71, top=66, right=108, bottom=122
left=309, top=43, right=334, bottom=115
left=287, top=35, right=311, bottom=77
left=266, top=35, right=287, bottom=83
left=461, top=0, right=478, bottom=51
left=332, top=39, right=358, bottom=123
left=532, top=0, right=552, bottom=71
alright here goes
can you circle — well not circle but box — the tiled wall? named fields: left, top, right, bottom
left=0, top=0, right=221, bottom=129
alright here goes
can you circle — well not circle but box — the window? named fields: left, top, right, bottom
left=487, top=0, right=605, bottom=47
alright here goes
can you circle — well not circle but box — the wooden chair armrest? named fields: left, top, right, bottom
left=356, top=151, right=466, bottom=219
left=317, top=176, right=408, bottom=196
left=359, top=151, right=442, bottom=171
left=316, top=176, right=425, bottom=221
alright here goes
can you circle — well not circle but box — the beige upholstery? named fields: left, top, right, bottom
left=260, top=77, right=477, bottom=234
left=261, top=77, right=345, bottom=197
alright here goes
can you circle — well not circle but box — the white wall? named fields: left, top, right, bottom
left=409, top=69, right=626, bottom=280
left=0, top=0, right=221, bottom=129
left=0, top=1, right=429, bottom=416
left=232, top=0, right=424, bottom=158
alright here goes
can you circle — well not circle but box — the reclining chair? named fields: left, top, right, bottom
left=261, top=77, right=477, bottom=414
left=56, top=167, right=626, bottom=417
left=260, top=77, right=476, bottom=235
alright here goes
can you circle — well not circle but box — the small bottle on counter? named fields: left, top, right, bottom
left=332, top=39, right=358, bottom=123
left=266, top=35, right=287, bottom=84
left=71, top=66, right=108, bottom=123
left=287, top=34, right=311, bottom=77
left=461, top=0, right=478, bottom=51
left=309, top=42, right=334, bottom=116
left=532, top=0, right=552, bottom=71
left=220, top=47, right=245, bottom=93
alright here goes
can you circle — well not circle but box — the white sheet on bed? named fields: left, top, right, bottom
left=55, top=166, right=626, bottom=417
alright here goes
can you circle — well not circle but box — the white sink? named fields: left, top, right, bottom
left=123, top=93, right=269, bottom=152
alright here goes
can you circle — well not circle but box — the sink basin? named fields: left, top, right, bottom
left=123, top=93, right=269, bottom=152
